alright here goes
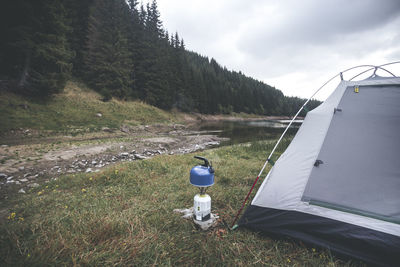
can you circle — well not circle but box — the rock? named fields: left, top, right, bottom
left=193, top=213, right=220, bottom=231
left=174, top=208, right=194, bottom=219
left=134, top=154, right=147, bottom=160
left=91, top=160, right=97, bottom=165
left=78, top=162, right=86, bottom=167
left=86, top=168, right=93, bottom=173
left=28, top=183, right=39, bottom=188
left=205, top=141, right=220, bottom=147
left=1, top=145, right=8, bottom=148
left=120, top=145, right=124, bottom=149
left=0, top=173, right=7, bottom=179
left=6, top=180, right=15, bottom=184
left=120, top=125, right=130, bottom=133
left=120, top=152, right=129, bottom=158
left=101, top=127, right=113, bottom=132
left=15, top=181, right=21, bottom=185
left=6, top=167, right=18, bottom=173
left=19, top=166, right=25, bottom=171
left=24, top=173, right=31, bottom=177
left=7, top=176, right=13, bottom=181
left=19, top=178, right=28, bottom=183
left=96, top=113, right=102, bottom=117
left=130, top=150, right=136, bottom=154
left=18, top=189, right=26, bottom=194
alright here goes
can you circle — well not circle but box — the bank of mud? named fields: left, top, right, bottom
left=0, top=123, right=227, bottom=200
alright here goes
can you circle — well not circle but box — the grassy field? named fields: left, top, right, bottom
left=0, top=81, right=179, bottom=133
left=0, top=139, right=360, bottom=266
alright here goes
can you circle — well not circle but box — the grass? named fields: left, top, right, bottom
left=0, top=139, right=362, bottom=266
left=0, top=81, right=180, bottom=133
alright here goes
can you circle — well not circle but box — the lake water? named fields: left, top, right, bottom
left=197, top=120, right=302, bottom=146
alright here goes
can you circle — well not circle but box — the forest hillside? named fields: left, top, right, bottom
left=0, top=0, right=320, bottom=115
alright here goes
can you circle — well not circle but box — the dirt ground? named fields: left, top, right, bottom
left=0, top=122, right=227, bottom=199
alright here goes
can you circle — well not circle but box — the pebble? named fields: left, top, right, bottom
left=0, top=173, right=7, bottom=179
left=18, top=189, right=26, bottom=194
left=86, top=168, right=93, bottom=173
left=120, top=152, right=129, bottom=157
left=134, top=154, right=147, bottom=160
left=19, top=178, right=28, bottom=183
left=19, top=166, right=25, bottom=171
left=28, top=183, right=39, bottom=188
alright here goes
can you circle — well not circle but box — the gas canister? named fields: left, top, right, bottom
left=190, top=156, right=215, bottom=221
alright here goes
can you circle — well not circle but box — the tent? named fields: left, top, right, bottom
left=237, top=66, right=400, bottom=266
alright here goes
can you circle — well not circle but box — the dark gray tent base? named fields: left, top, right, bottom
left=239, top=205, right=400, bottom=266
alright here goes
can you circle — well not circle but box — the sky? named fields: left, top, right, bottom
left=153, top=0, right=400, bottom=100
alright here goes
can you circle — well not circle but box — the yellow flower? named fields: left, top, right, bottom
left=27, top=254, right=30, bottom=258
left=287, top=258, right=291, bottom=263
left=81, top=188, right=87, bottom=193
left=8, top=212, right=16, bottom=220
left=312, top=248, right=316, bottom=252
left=37, top=191, right=43, bottom=196
left=89, top=177, right=93, bottom=181
left=45, top=185, right=48, bottom=189
left=19, top=217, right=24, bottom=221
left=64, top=205, right=68, bottom=209
left=55, top=185, right=59, bottom=188
left=115, top=169, right=119, bottom=174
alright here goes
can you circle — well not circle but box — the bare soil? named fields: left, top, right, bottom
left=0, top=122, right=227, bottom=199
left=0, top=114, right=294, bottom=199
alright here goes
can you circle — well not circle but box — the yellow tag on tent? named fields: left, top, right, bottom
left=355, top=86, right=359, bottom=93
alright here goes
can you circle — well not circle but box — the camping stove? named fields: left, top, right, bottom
left=190, top=156, right=214, bottom=221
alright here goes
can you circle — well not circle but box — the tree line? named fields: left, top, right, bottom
left=0, top=0, right=320, bottom=115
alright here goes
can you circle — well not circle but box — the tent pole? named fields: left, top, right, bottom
left=229, top=61, right=400, bottom=229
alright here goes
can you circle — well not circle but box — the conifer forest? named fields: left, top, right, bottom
left=0, top=0, right=320, bottom=115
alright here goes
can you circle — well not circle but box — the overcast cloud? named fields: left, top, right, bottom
left=155, top=0, right=400, bottom=100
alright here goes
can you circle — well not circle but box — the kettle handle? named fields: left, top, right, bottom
left=194, top=156, right=210, bottom=167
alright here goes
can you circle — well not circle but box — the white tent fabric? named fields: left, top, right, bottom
left=252, top=77, right=400, bottom=237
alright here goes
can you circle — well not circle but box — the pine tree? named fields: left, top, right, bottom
left=0, top=0, right=321, bottom=114
left=0, top=0, right=73, bottom=96
left=85, top=0, right=133, bottom=99
left=64, top=0, right=93, bottom=78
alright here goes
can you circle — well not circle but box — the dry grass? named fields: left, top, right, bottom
left=0, top=81, right=180, bottom=133
left=0, top=140, right=363, bottom=266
